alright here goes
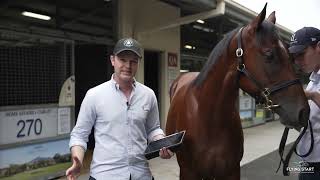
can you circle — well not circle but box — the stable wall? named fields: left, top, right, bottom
left=117, top=0, right=180, bottom=130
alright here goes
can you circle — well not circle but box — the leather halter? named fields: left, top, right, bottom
left=235, top=27, right=301, bottom=110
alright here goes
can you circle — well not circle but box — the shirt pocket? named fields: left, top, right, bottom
left=133, top=105, right=150, bottom=123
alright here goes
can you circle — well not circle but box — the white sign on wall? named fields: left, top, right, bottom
left=0, top=107, right=59, bottom=145
left=58, top=107, right=71, bottom=135
left=239, top=96, right=253, bottom=110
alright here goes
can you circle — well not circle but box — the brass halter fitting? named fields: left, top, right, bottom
left=236, top=48, right=244, bottom=57
left=262, top=88, right=270, bottom=97
left=237, top=64, right=246, bottom=71
left=265, top=99, right=280, bottom=110
left=261, top=88, right=280, bottom=110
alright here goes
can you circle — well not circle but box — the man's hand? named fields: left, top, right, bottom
left=305, top=90, right=320, bottom=108
left=153, top=134, right=174, bottom=159
left=159, top=147, right=174, bottom=159
left=152, top=134, right=174, bottom=159
left=66, top=156, right=82, bottom=180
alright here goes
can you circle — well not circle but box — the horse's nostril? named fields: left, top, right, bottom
left=299, top=108, right=310, bottom=127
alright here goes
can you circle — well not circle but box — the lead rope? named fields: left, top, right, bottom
left=276, top=120, right=314, bottom=176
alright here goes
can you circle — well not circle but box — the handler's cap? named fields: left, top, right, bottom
left=289, top=27, right=320, bottom=54
left=113, top=38, right=142, bottom=58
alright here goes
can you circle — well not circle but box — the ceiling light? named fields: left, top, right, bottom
left=193, top=25, right=202, bottom=30
left=22, top=11, right=51, bottom=20
left=196, top=19, right=205, bottom=24
left=184, top=45, right=192, bottom=49
left=180, top=69, right=189, bottom=73
left=193, top=25, right=214, bottom=33
left=184, top=45, right=197, bottom=50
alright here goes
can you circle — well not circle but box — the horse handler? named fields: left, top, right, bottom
left=289, top=27, right=320, bottom=180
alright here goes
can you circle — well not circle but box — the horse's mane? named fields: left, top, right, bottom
left=192, top=27, right=240, bottom=86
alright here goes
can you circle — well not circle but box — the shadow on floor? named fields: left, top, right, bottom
left=241, top=142, right=300, bottom=180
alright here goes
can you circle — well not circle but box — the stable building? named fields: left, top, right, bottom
left=0, top=0, right=293, bottom=178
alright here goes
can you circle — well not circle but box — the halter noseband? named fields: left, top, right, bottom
left=235, top=27, right=301, bottom=110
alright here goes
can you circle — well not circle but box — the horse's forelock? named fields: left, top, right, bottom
left=256, top=21, right=279, bottom=45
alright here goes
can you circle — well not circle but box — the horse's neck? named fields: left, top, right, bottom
left=199, top=56, right=239, bottom=119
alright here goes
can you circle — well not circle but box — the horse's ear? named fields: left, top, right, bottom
left=248, top=3, right=267, bottom=33
left=267, top=11, right=276, bottom=24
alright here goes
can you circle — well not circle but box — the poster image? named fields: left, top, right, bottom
left=0, top=139, right=71, bottom=180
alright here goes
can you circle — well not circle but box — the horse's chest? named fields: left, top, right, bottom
left=193, top=142, right=242, bottom=168
left=192, top=147, right=241, bottom=176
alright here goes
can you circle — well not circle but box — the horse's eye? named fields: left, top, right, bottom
left=264, top=50, right=274, bottom=60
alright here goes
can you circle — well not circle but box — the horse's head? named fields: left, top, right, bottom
left=237, top=4, right=310, bottom=130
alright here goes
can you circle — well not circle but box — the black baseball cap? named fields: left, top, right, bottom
left=289, top=27, right=320, bottom=54
left=113, top=38, right=142, bottom=58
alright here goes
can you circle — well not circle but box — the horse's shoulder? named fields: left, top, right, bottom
left=176, top=72, right=198, bottom=90
left=178, top=72, right=199, bottom=85
left=169, top=72, right=198, bottom=102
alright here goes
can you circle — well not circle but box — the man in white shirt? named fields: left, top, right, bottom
left=66, top=38, right=173, bottom=180
left=289, top=27, right=320, bottom=180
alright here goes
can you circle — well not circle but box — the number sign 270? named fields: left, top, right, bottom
left=17, top=119, right=42, bottom=138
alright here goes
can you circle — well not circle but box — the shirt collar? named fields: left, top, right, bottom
left=309, top=69, right=320, bottom=82
left=110, top=74, right=136, bottom=90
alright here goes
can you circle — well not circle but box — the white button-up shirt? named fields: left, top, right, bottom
left=69, top=76, right=164, bottom=180
left=297, top=70, right=320, bottom=162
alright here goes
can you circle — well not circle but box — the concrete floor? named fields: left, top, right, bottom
left=64, top=120, right=301, bottom=180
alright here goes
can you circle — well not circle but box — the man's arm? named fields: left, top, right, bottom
left=146, top=91, right=173, bottom=159
left=66, top=146, right=85, bottom=180
left=145, top=91, right=165, bottom=141
left=66, top=90, right=96, bottom=179
left=70, top=145, right=85, bottom=165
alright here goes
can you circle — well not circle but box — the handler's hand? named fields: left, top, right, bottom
left=159, top=147, right=174, bottom=159
left=66, top=156, right=82, bottom=180
left=305, top=90, right=320, bottom=108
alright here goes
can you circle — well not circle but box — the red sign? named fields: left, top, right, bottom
left=168, top=53, right=178, bottom=67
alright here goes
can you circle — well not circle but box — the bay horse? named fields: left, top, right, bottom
left=166, top=4, right=310, bottom=180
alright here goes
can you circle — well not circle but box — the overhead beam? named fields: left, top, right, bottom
left=0, top=11, right=113, bottom=37
left=160, top=0, right=217, bottom=12
left=138, top=0, right=225, bottom=36
left=60, top=4, right=109, bottom=28
left=0, top=25, right=114, bottom=45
